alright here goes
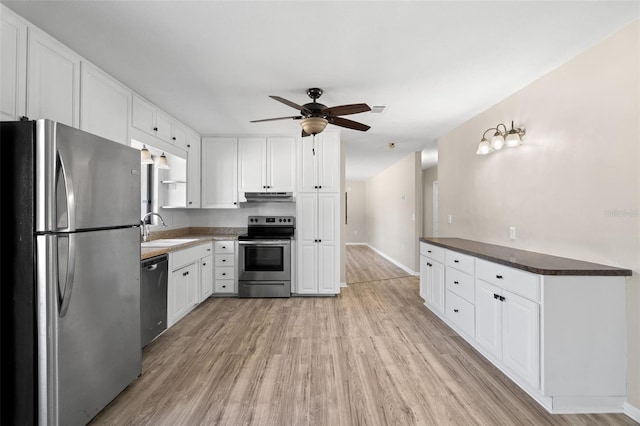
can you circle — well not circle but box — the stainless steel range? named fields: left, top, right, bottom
left=238, top=216, right=295, bottom=298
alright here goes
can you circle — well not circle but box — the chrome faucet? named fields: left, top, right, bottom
left=141, top=212, right=167, bottom=242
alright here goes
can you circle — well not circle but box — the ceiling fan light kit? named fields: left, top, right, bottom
left=251, top=87, right=371, bottom=137
left=476, top=121, right=525, bottom=155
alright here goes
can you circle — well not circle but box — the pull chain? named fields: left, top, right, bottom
left=312, top=134, right=316, bottom=156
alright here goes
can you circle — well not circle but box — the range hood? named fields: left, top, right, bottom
left=242, top=192, right=294, bottom=203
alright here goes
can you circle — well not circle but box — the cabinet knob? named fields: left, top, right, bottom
left=202, top=263, right=206, bottom=266
left=187, top=144, right=191, bottom=148
left=427, top=262, right=432, bottom=267
left=172, top=136, right=176, bottom=141
left=189, top=201, right=193, bottom=205
left=427, top=250, right=432, bottom=253
left=493, top=294, right=500, bottom=299
left=496, top=275, right=504, bottom=279
left=222, top=259, right=226, bottom=262
left=153, top=127, right=158, bottom=131
left=222, top=285, right=226, bottom=288
left=454, top=309, right=459, bottom=313
left=207, top=248, right=211, bottom=251
left=453, top=281, right=459, bottom=285
left=454, top=260, right=459, bottom=263
left=222, top=273, right=226, bottom=276
left=183, top=271, right=189, bottom=276
left=499, top=296, right=506, bottom=302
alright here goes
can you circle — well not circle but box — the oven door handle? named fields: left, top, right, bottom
left=238, top=240, right=291, bottom=245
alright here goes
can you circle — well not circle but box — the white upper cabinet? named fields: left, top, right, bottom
left=80, top=62, right=130, bottom=144
left=298, top=132, right=340, bottom=193
left=0, top=10, right=27, bottom=121
left=238, top=136, right=295, bottom=194
left=186, top=131, right=201, bottom=208
left=172, top=121, right=189, bottom=150
left=201, top=137, right=238, bottom=208
left=27, top=27, right=81, bottom=127
left=132, top=95, right=171, bottom=142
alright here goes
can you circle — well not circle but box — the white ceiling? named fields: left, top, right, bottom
left=3, top=1, right=638, bottom=180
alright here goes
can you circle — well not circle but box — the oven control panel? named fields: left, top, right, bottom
left=248, top=216, right=295, bottom=226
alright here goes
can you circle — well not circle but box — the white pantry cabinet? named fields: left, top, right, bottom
left=0, top=10, right=27, bottom=121
left=27, top=26, right=81, bottom=127
left=80, top=62, right=130, bottom=145
left=238, top=137, right=295, bottom=194
left=201, top=137, right=238, bottom=208
left=296, top=192, right=339, bottom=294
left=297, top=132, right=340, bottom=192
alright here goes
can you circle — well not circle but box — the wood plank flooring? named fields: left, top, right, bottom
left=91, top=246, right=636, bottom=425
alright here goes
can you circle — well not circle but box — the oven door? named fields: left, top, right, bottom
left=238, top=240, right=291, bottom=282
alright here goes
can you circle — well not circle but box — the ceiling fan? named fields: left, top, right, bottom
left=250, top=88, right=371, bottom=137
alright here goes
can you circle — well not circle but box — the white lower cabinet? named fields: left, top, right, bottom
left=475, top=278, right=540, bottom=389
left=168, top=242, right=213, bottom=327
left=419, top=243, right=445, bottom=314
left=213, top=241, right=236, bottom=294
left=419, top=241, right=627, bottom=414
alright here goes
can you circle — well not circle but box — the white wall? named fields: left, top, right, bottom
left=365, top=152, right=422, bottom=272
left=345, top=180, right=367, bottom=243
left=437, top=21, right=640, bottom=410
left=422, top=166, right=438, bottom=237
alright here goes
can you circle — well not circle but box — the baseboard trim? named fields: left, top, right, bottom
left=363, top=244, right=418, bottom=276
left=624, top=401, right=640, bottom=422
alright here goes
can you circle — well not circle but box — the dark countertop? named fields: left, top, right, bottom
left=419, top=237, right=632, bottom=277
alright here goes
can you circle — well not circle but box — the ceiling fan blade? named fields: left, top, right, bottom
left=270, top=96, right=311, bottom=114
left=330, top=117, right=371, bottom=132
left=324, top=103, right=371, bottom=117
left=250, top=115, right=302, bottom=123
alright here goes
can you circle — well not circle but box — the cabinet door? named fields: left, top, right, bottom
left=317, top=132, right=340, bottom=192
left=238, top=137, right=266, bottom=192
left=186, top=131, right=201, bottom=208
left=296, top=193, right=318, bottom=293
left=267, top=137, right=295, bottom=192
left=200, top=255, right=213, bottom=301
left=318, top=193, right=339, bottom=293
left=475, top=279, right=503, bottom=359
left=169, top=263, right=198, bottom=327
left=419, top=256, right=429, bottom=301
left=201, top=137, right=238, bottom=208
left=131, top=95, right=156, bottom=136
left=297, top=136, right=320, bottom=192
left=172, top=122, right=188, bottom=149
left=430, top=260, right=445, bottom=313
left=0, top=11, right=27, bottom=121
left=27, top=28, right=80, bottom=127
left=318, top=244, right=338, bottom=294
left=502, top=290, right=540, bottom=388
left=80, top=62, right=130, bottom=144
left=155, top=109, right=173, bottom=143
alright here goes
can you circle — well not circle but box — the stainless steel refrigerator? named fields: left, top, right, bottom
left=2, top=120, right=142, bottom=425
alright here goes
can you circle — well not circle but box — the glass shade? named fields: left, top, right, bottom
left=476, top=139, right=493, bottom=155
left=300, top=117, right=328, bottom=135
left=140, top=145, right=154, bottom=164
left=156, top=152, right=170, bottom=169
left=505, top=132, right=521, bottom=147
left=491, top=131, right=505, bottom=150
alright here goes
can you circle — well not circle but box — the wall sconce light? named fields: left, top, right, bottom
left=476, top=121, right=525, bottom=155
left=156, top=152, right=170, bottom=169
left=140, top=145, right=154, bottom=164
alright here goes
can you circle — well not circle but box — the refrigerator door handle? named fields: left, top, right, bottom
left=58, top=234, right=77, bottom=317
left=57, top=151, right=76, bottom=232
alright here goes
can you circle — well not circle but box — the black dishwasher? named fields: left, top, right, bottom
left=140, top=254, right=168, bottom=348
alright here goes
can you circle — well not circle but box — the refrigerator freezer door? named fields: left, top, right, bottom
left=35, top=120, right=140, bottom=232
left=37, top=227, right=141, bottom=425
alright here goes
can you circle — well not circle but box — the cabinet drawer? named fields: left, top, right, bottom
left=215, top=241, right=234, bottom=254
left=196, top=242, right=214, bottom=257
left=445, top=290, right=475, bottom=338
left=215, top=254, right=234, bottom=267
left=446, top=250, right=475, bottom=275
left=476, top=259, right=539, bottom=302
left=446, top=267, right=474, bottom=303
left=420, top=242, right=445, bottom=263
left=215, top=266, right=235, bottom=280
left=215, top=280, right=235, bottom=293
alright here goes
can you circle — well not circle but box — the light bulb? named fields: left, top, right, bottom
left=491, top=131, right=505, bottom=150
left=476, top=139, right=493, bottom=155
left=140, top=145, right=154, bottom=164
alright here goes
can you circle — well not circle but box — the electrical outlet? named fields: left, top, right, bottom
left=509, top=226, right=516, bottom=240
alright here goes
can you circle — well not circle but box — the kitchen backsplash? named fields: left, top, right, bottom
left=159, top=202, right=296, bottom=229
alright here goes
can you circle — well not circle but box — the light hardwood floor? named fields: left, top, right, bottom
left=91, top=245, right=636, bottom=425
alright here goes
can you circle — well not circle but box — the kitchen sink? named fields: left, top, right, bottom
left=141, top=238, right=200, bottom=248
